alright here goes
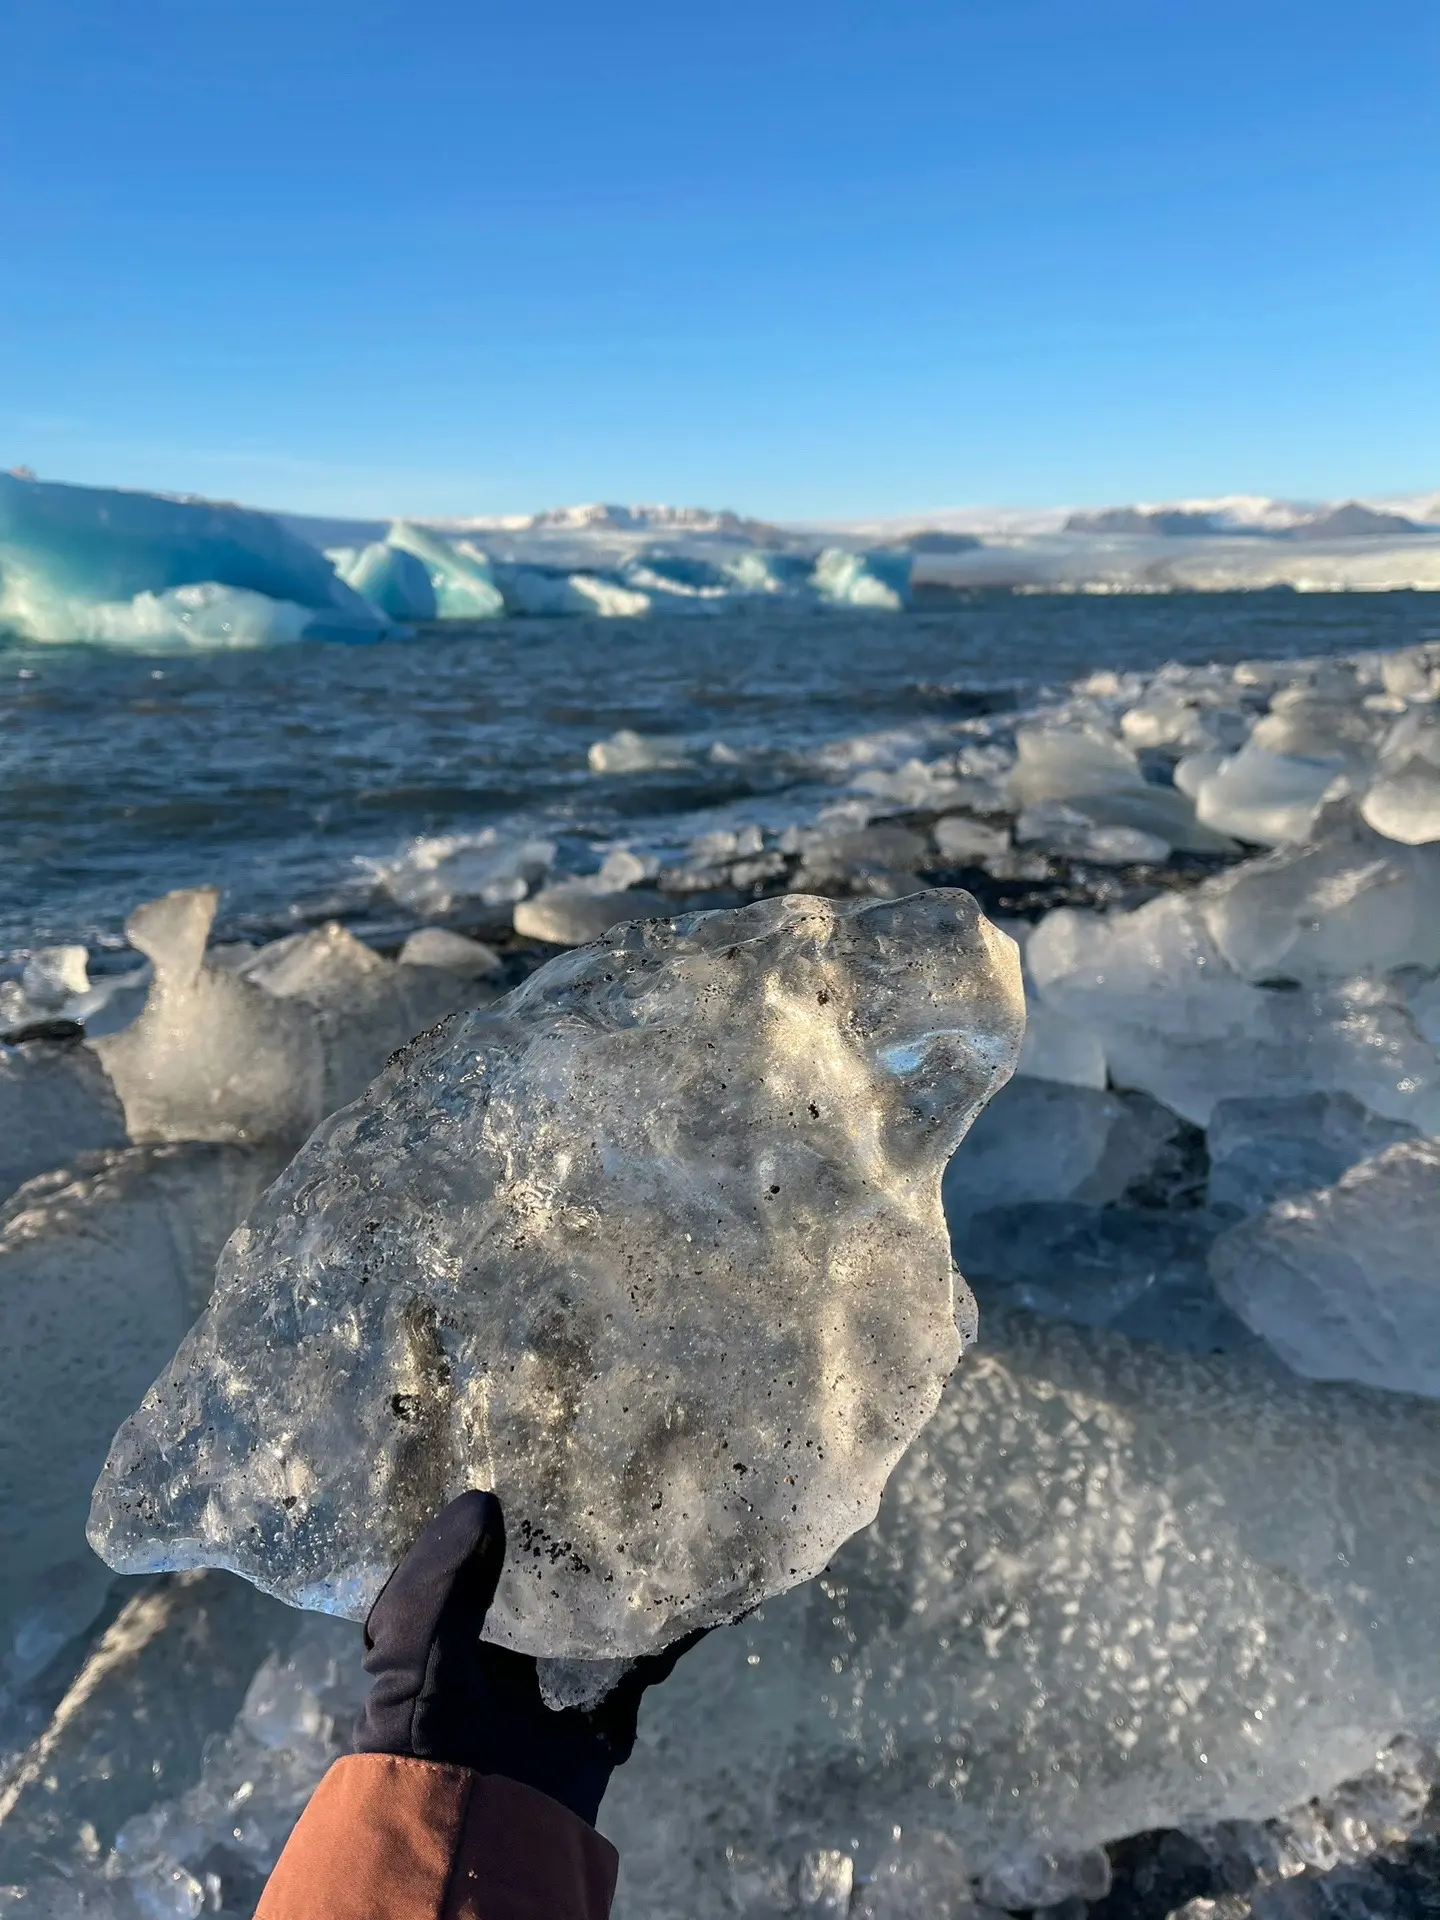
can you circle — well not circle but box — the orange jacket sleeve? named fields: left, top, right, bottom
left=256, top=1754, right=620, bottom=1920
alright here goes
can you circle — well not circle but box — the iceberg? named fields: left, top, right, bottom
left=329, top=541, right=437, bottom=621
left=88, top=891, right=1024, bottom=1663
left=0, top=474, right=388, bottom=648
left=811, top=547, right=912, bottom=610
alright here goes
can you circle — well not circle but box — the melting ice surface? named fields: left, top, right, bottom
left=88, top=891, right=1025, bottom=1660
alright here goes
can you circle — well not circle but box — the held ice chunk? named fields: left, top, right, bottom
left=87, top=891, right=1025, bottom=1659
left=1209, top=1139, right=1440, bottom=1395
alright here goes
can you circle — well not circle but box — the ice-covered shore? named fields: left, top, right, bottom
left=2, top=628, right=1440, bottom=1915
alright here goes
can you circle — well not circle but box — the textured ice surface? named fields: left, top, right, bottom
left=1210, top=1140, right=1440, bottom=1395
left=0, top=1039, right=126, bottom=1207
left=1028, top=893, right=1440, bottom=1128
left=603, top=1310, right=1440, bottom=1917
left=0, top=1571, right=300, bottom=1884
left=388, top=523, right=505, bottom=618
left=0, top=1144, right=283, bottom=1686
left=0, top=1606, right=363, bottom=1920
left=94, top=891, right=477, bottom=1147
left=88, top=891, right=1024, bottom=1659
left=1206, top=1093, right=1417, bottom=1217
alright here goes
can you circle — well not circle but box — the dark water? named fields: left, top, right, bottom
left=3, top=592, right=1437, bottom=965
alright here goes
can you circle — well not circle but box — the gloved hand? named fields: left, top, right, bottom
left=353, top=1490, right=703, bottom=1826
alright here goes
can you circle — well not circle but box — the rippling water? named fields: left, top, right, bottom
left=3, top=592, right=1436, bottom=966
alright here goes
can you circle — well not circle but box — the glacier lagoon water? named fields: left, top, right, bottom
left=3, top=592, right=1436, bottom=969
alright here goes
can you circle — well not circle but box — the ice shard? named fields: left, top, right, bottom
left=88, top=891, right=1024, bottom=1659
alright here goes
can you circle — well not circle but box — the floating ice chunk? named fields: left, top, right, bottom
left=88, top=891, right=1024, bottom=1660
left=587, top=729, right=692, bottom=773
left=388, top=525, right=505, bottom=619
left=0, top=1038, right=126, bottom=1207
left=1005, top=723, right=1147, bottom=808
left=512, top=882, right=672, bottom=945
left=0, top=1143, right=283, bottom=1685
left=396, top=928, right=503, bottom=976
left=493, top=565, right=651, bottom=617
left=332, top=541, right=437, bottom=621
left=93, top=889, right=325, bottom=1147
left=1028, top=894, right=1440, bottom=1128
left=603, top=1311, right=1440, bottom=1917
left=1199, top=816, right=1440, bottom=983
left=721, top=549, right=816, bottom=596
left=1193, top=742, right=1349, bottom=845
left=811, top=547, right=911, bottom=610
left=19, top=946, right=89, bottom=1008
left=376, top=830, right=557, bottom=916
left=1206, top=1092, right=1417, bottom=1216
left=1210, top=1139, right=1440, bottom=1395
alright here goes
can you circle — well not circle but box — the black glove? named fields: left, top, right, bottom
left=353, top=1490, right=702, bottom=1826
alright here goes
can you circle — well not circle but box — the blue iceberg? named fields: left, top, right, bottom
left=0, top=474, right=390, bottom=648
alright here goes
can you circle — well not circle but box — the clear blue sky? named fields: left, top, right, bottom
left=1, top=0, right=1435, bottom=520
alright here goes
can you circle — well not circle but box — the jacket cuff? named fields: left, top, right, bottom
left=256, top=1754, right=619, bottom=1920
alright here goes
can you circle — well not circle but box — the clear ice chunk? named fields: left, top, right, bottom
left=1209, top=1138, right=1440, bottom=1395
left=87, top=891, right=1024, bottom=1659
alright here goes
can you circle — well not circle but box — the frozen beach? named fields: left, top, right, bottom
left=3, top=542, right=1440, bottom=1918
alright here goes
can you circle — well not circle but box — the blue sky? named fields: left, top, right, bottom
left=1, top=0, right=1435, bottom=520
